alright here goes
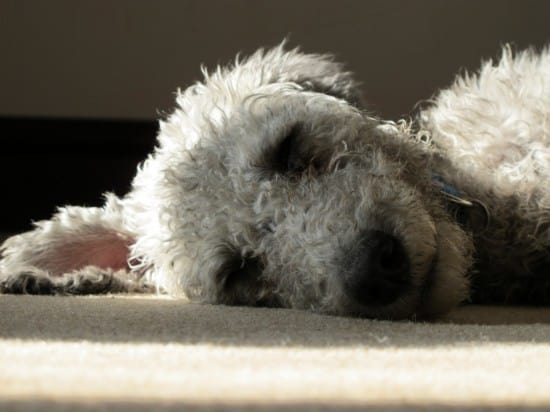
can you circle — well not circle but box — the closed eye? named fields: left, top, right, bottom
left=217, top=255, right=269, bottom=306
left=272, top=123, right=327, bottom=177
left=272, top=124, right=305, bottom=174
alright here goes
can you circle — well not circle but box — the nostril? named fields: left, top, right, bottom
left=343, top=230, right=410, bottom=306
left=372, top=231, right=409, bottom=276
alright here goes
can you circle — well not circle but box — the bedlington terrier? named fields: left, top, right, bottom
left=1, top=44, right=549, bottom=319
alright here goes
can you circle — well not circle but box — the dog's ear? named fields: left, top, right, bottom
left=245, top=43, right=365, bottom=108
left=0, top=194, right=133, bottom=278
left=193, top=43, right=364, bottom=109
left=167, top=44, right=365, bottom=153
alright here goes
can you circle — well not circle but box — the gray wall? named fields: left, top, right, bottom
left=1, top=0, right=549, bottom=121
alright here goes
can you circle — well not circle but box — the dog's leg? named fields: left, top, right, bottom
left=0, top=194, right=151, bottom=295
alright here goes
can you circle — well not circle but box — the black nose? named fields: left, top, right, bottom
left=343, top=230, right=410, bottom=306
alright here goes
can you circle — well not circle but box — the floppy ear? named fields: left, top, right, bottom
left=0, top=194, right=143, bottom=294
left=200, top=43, right=364, bottom=109
left=254, top=44, right=365, bottom=107
left=279, top=53, right=365, bottom=108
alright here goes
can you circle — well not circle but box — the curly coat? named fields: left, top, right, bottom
left=1, top=44, right=549, bottom=319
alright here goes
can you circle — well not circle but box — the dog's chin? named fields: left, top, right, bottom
left=417, top=266, right=470, bottom=318
left=416, top=220, right=473, bottom=317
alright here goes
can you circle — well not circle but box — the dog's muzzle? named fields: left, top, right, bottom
left=342, top=230, right=410, bottom=306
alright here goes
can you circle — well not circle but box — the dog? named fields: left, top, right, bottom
left=1, top=44, right=549, bottom=319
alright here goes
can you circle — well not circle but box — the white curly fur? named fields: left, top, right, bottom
left=1, top=43, right=549, bottom=319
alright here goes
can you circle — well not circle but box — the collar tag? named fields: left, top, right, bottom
left=432, top=175, right=473, bottom=207
left=432, top=175, right=490, bottom=231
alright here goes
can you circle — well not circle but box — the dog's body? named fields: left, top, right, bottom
left=1, top=45, right=549, bottom=319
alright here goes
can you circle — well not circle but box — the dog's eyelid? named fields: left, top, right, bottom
left=220, top=256, right=263, bottom=288
left=272, top=123, right=305, bottom=173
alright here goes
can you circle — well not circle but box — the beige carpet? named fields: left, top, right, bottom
left=2, top=295, right=550, bottom=411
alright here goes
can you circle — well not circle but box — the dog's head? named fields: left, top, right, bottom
left=130, top=44, right=473, bottom=319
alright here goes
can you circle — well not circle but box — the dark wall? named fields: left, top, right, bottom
left=0, top=0, right=549, bottom=232
left=0, top=118, right=156, bottom=232
left=1, top=0, right=549, bottom=120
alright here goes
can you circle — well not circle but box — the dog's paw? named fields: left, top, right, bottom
left=0, top=270, right=56, bottom=295
left=60, top=267, right=155, bottom=295
left=0, top=267, right=156, bottom=295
